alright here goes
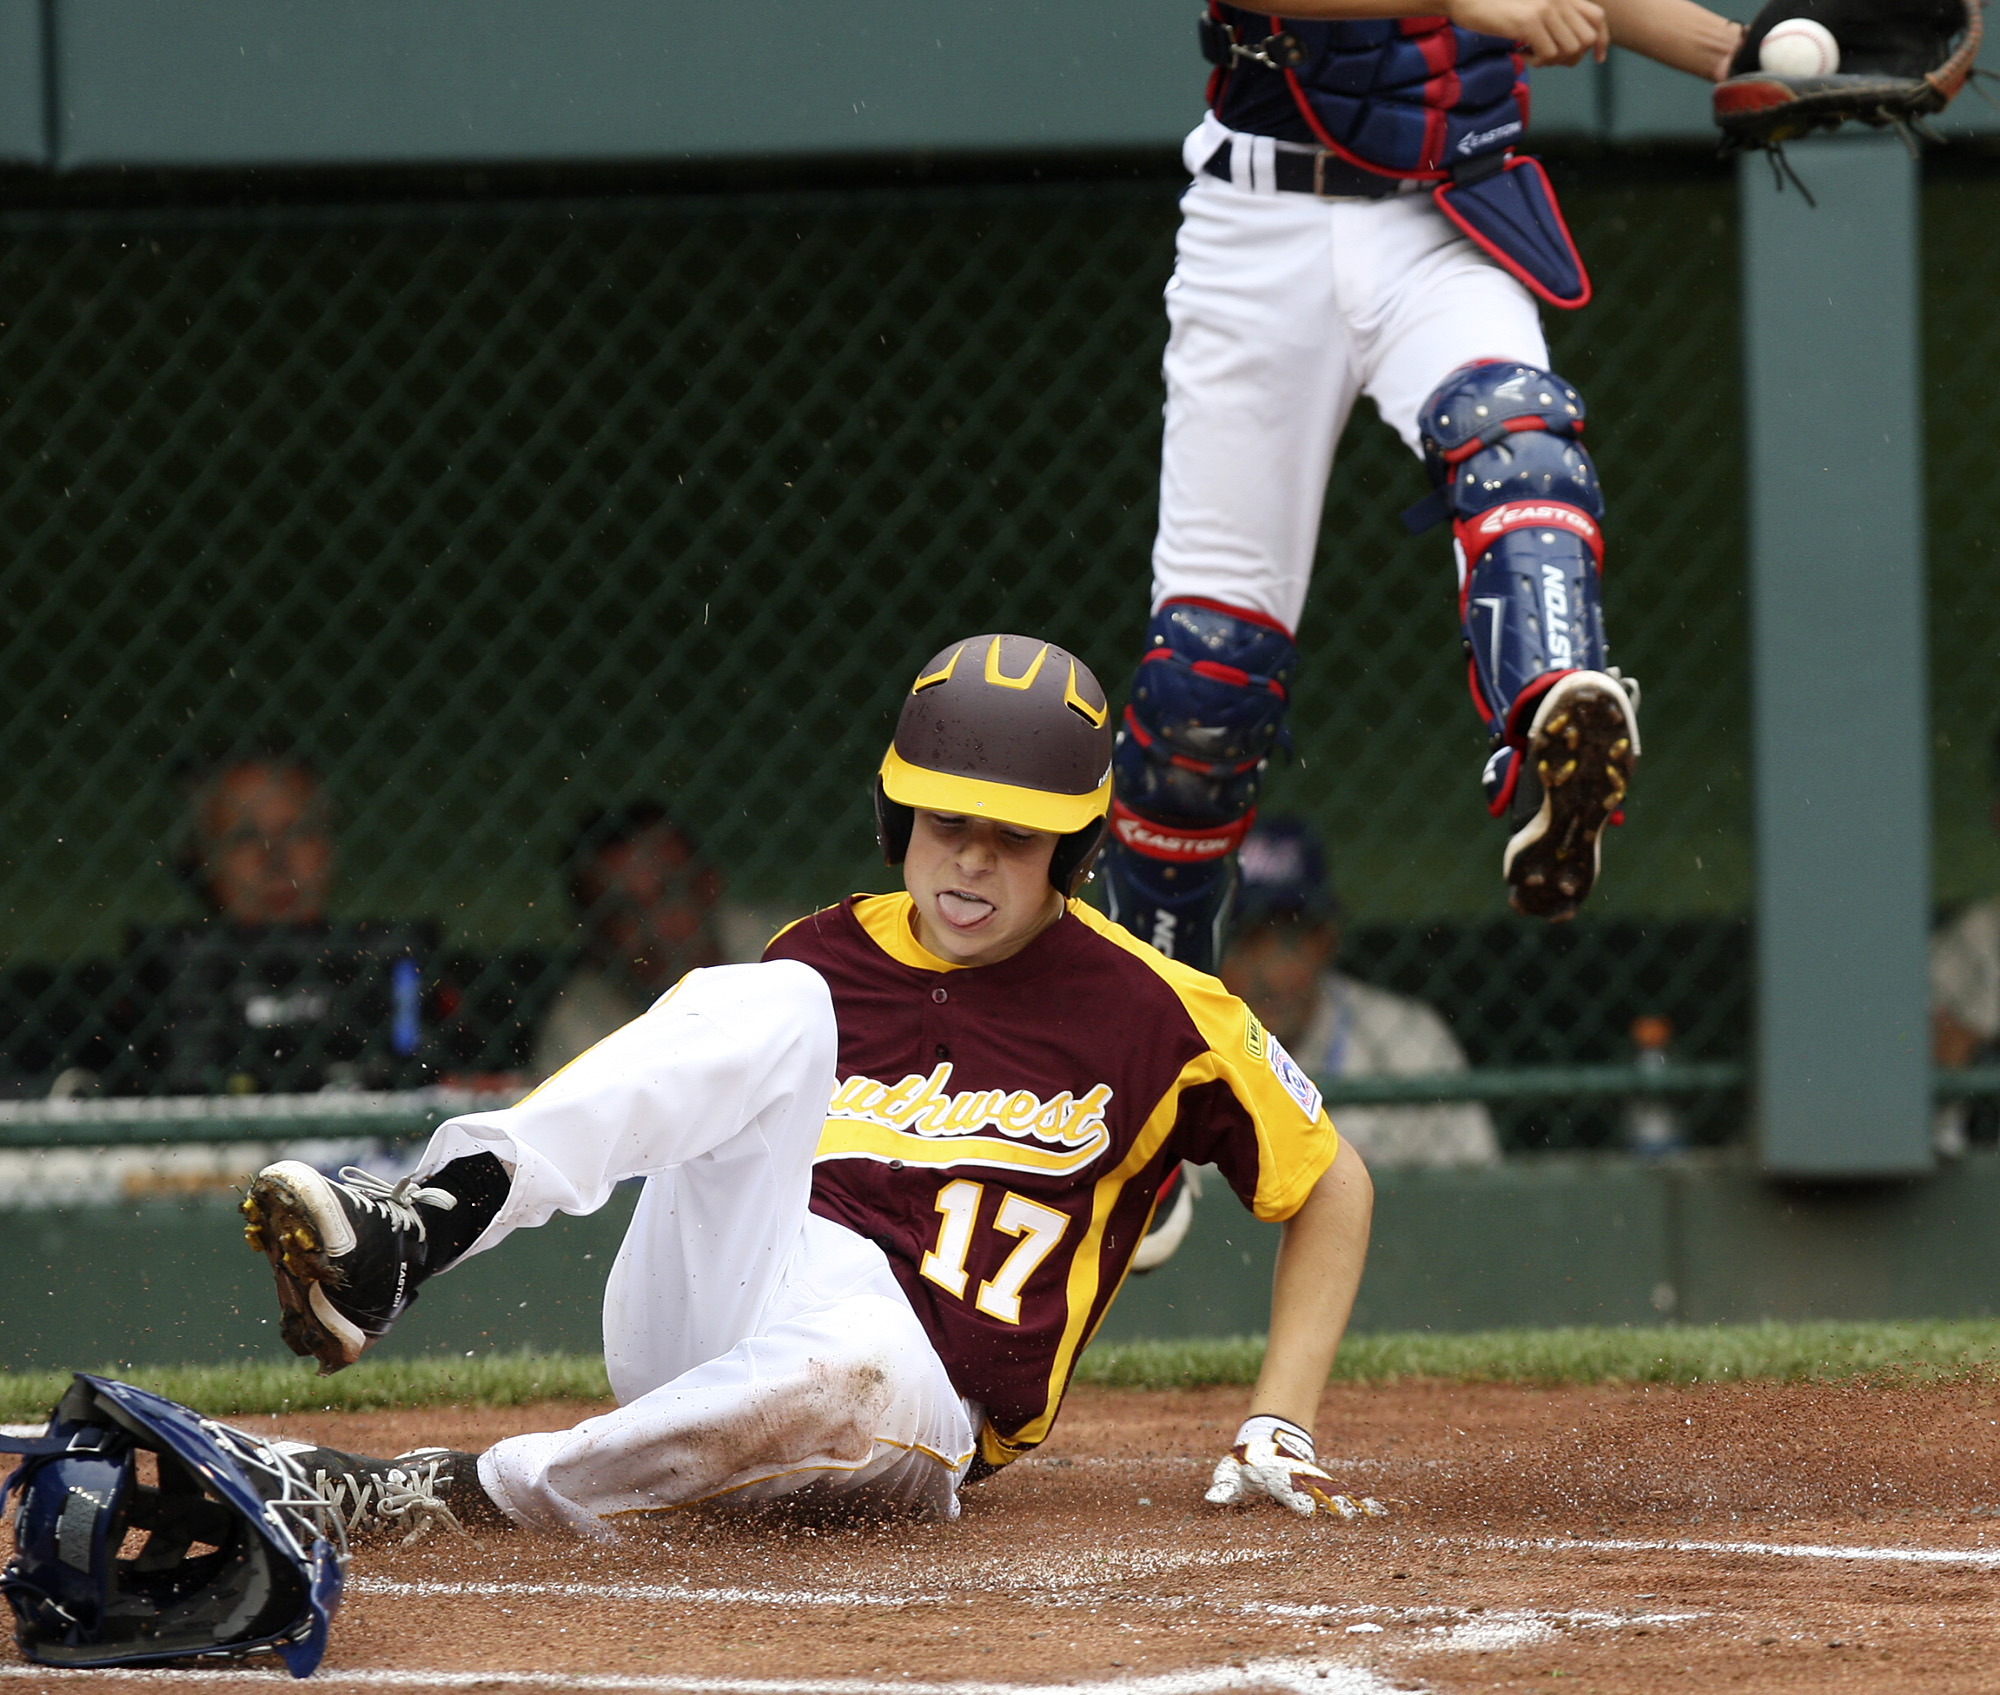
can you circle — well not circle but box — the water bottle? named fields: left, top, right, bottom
left=1624, top=1014, right=1684, bottom=1158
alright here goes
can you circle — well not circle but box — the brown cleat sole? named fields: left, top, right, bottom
left=1503, top=678, right=1637, bottom=923
left=240, top=1170, right=357, bottom=1376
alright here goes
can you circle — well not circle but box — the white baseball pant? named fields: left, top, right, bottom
left=1153, top=114, right=1550, bottom=636
left=416, top=959, right=978, bottom=1537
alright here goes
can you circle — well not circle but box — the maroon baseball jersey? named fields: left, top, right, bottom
left=764, top=893, right=1340, bottom=1471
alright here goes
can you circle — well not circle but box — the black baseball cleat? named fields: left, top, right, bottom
left=240, top=1161, right=458, bottom=1375
left=1500, top=670, right=1640, bottom=923
left=274, top=1442, right=511, bottom=1544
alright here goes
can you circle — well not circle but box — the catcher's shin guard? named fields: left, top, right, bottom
left=1100, top=598, right=1296, bottom=971
left=1408, top=361, right=1639, bottom=919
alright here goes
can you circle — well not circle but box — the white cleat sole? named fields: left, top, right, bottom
left=1502, top=671, right=1639, bottom=922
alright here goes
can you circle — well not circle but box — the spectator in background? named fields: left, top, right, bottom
left=134, top=750, right=432, bottom=1098
left=179, top=755, right=335, bottom=925
left=534, top=803, right=725, bottom=1078
left=1930, top=722, right=2000, bottom=1153
left=5, top=755, right=390, bottom=1204
left=1221, top=819, right=1499, bottom=1168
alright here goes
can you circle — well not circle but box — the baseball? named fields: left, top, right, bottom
left=1758, top=17, right=1840, bottom=76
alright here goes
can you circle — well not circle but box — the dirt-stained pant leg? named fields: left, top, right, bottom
left=482, top=1217, right=973, bottom=1537
left=413, top=960, right=976, bottom=1536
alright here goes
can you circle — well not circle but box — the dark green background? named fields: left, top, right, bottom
left=3, top=157, right=1997, bottom=1125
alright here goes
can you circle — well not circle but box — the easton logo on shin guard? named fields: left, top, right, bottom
left=1110, top=799, right=1254, bottom=864
left=1414, top=362, right=1611, bottom=738
left=1540, top=566, right=1579, bottom=670
left=1462, top=502, right=1601, bottom=555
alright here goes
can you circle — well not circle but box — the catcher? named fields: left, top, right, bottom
left=1714, top=0, right=1983, bottom=168
left=234, top=635, right=1378, bottom=1540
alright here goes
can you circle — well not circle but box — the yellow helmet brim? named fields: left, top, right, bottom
left=879, top=744, right=1110, bottom=835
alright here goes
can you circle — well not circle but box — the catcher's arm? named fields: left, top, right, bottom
left=1602, top=0, right=1746, bottom=80
left=1235, top=0, right=1613, bottom=67
left=1216, top=0, right=1738, bottom=73
left=1205, top=1142, right=1382, bottom=1518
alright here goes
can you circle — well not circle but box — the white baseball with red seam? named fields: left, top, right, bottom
left=1758, top=18, right=1840, bottom=77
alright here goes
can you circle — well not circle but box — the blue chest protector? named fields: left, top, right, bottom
left=1207, top=5, right=1526, bottom=172
left=1200, top=6, right=1589, bottom=307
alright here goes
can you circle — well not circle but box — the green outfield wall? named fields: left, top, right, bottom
left=7, top=1156, right=2000, bottom=1371
left=4, top=0, right=2000, bottom=171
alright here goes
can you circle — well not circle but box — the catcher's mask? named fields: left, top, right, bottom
left=0, top=1374, right=344, bottom=1678
left=875, top=634, right=1114, bottom=896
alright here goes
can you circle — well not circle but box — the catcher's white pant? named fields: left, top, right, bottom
left=1153, top=114, right=1550, bottom=636
left=417, top=960, right=977, bottom=1537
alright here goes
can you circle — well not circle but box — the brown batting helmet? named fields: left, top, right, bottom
left=875, top=634, right=1114, bottom=895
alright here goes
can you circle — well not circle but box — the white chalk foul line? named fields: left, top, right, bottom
left=0, top=1657, right=1404, bottom=1694
left=353, top=1577, right=937, bottom=1608
left=349, top=1548, right=1280, bottom=1613
left=1484, top=1534, right=2000, bottom=1569
left=348, top=1577, right=1702, bottom=1649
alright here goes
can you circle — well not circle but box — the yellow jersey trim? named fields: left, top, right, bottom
left=850, top=891, right=966, bottom=972
left=1067, top=901, right=1339, bottom=1223
left=981, top=1049, right=1224, bottom=1465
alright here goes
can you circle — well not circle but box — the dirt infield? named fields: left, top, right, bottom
left=6, top=1378, right=2000, bottom=1691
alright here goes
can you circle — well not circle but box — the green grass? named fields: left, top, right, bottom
left=9, top=1322, right=2000, bottom=1420
left=0, top=1351, right=612, bottom=1423
left=1077, top=1321, right=2000, bottom=1389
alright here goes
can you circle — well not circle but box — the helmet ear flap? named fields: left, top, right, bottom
left=874, top=777, right=914, bottom=867
left=1049, top=817, right=1107, bottom=897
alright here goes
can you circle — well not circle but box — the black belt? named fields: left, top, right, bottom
left=1201, top=141, right=1405, bottom=201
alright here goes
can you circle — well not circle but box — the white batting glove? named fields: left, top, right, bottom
left=1204, top=1415, right=1388, bottom=1520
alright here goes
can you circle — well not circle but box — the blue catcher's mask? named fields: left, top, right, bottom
left=0, top=1374, right=345, bottom=1677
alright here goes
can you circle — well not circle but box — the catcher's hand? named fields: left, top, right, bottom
left=1714, top=0, right=1983, bottom=158
left=1203, top=1415, right=1389, bottom=1521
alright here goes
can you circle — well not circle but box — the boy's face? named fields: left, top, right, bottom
left=903, top=809, right=1064, bottom=968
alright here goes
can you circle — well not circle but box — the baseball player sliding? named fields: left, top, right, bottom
left=1098, top=0, right=1749, bottom=971
left=239, top=636, right=1377, bottom=1539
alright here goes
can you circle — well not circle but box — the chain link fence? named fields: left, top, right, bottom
left=0, top=156, right=1795, bottom=1156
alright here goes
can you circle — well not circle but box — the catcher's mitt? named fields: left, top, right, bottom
left=1714, top=0, right=1984, bottom=157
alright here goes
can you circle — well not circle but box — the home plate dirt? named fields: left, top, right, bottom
left=7, top=1378, right=2000, bottom=1691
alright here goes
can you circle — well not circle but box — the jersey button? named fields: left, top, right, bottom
left=931, top=987, right=947, bottom=1003
left=935, top=1043, right=949, bottom=1059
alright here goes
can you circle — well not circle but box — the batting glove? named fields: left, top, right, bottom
left=1204, top=1415, right=1388, bottom=1520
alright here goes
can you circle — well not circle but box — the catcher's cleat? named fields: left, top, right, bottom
left=273, top=1442, right=509, bottom=1544
left=1499, top=670, right=1639, bottom=923
left=240, top=1161, right=458, bottom=1374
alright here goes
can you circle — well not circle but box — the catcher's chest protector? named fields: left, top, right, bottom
left=1198, top=6, right=1590, bottom=308
left=1205, top=4, right=1527, bottom=174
